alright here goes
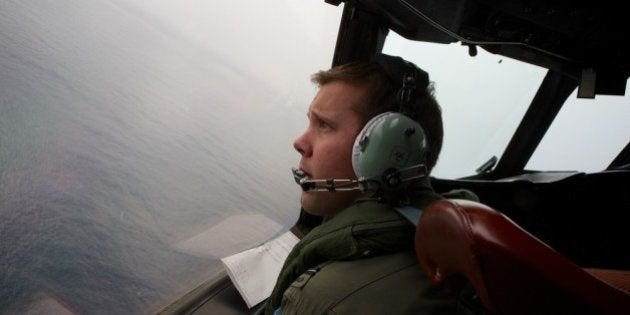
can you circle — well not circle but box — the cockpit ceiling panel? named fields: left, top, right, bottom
left=346, top=0, right=629, bottom=94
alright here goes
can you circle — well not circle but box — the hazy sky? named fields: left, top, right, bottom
left=124, top=0, right=341, bottom=95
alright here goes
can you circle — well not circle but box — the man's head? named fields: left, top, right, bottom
left=293, top=55, right=443, bottom=216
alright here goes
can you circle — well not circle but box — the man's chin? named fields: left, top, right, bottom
left=299, top=191, right=356, bottom=217
left=299, top=192, right=317, bottom=214
left=300, top=191, right=326, bottom=216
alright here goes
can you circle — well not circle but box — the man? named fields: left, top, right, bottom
left=265, top=54, right=480, bottom=314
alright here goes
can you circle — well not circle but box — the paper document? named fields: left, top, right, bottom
left=221, top=230, right=299, bottom=308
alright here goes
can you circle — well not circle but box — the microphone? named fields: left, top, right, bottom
left=291, top=164, right=428, bottom=193
left=291, top=168, right=371, bottom=192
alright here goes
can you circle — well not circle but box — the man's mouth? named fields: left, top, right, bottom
left=292, top=167, right=318, bottom=192
left=295, top=166, right=312, bottom=178
left=292, top=168, right=310, bottom=183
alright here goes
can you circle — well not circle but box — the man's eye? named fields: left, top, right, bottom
left=318, top=120, right=331, bottom=130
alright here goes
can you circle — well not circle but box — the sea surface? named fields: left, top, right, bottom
left=0, top=0, right=303, bottom=313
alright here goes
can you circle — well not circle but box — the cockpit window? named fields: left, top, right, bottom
left=527, top=80, right=630, bottom=172
left=383, top=33, right=547, bottom=179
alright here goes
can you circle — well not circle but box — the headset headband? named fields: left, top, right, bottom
left=371, top=53, right=430, bottom=117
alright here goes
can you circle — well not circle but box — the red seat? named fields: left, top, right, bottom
left=415, top=199, right=630, bottom=315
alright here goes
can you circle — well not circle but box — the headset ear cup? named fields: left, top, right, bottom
left=352, top=112, right=394, bottom=178
left=351, top=138, right=363, bottom=178
left=352, top=112, right=428, bottom=192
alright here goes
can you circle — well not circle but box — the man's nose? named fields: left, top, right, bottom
left=293, top=131, right=312, bottom=157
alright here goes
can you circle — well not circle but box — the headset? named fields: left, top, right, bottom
left=292, top=53, right=430, bottom=195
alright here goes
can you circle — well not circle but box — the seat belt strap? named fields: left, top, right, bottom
left=394, top=206, right=422, bottom=225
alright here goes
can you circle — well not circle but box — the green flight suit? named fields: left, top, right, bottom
left=266, top=183, right=483, bottom=314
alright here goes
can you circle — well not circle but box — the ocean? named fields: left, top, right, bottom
left=0, top=0, right=304, bottom=313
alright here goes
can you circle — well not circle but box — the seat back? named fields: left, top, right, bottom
left=415, top=199, right=630, bottom=315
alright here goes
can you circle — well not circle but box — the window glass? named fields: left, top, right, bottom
left=527, top=80, right=630, bottom=172
left=0, top=0, right=339, bottom=313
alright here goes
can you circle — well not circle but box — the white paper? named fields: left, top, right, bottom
left=220, top=230, right=299, bottom=308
